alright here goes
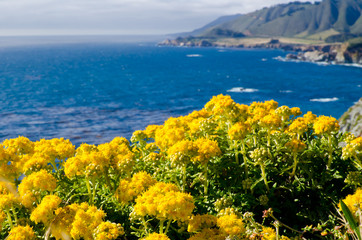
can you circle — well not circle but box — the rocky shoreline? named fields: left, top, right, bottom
left=159, top=38, right=362, bottom=66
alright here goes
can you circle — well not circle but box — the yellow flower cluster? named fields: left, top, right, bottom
left=167, top=140, right=198, bottom=165
left=30, top=194, right=62, bottom=225
left=285, top=138, right=306, bottom=153
left=228, top=122, right=251, bottom=140
left=0, top=136, right=75, bottom=179
left=51, top=202, right=106, bottom=240
left=142, top=233, right=171, bottom=240
left=134, top=182, right=194, bottom=222
left=217, top=213, right=245, bottom=236
left=342, top=136, right=362, bottom=160
left=0, top=181, right=18, bottom=210
left=313, top=116, right=340, bottom=135
left=193, top=138, right=221, bottom=165
left=7, top=225, right=36, bottom=240
left=155, top=117, right=187, bottom=150
left=115, top=171, right=157, bottom=204
left=261, top=226, right=290, bottom=240
left=204, top=94, right=245, bottom=120
left=64, top=146, right=109, bottom=178
left=188, top=228, right=226, bottom=240
left=93, top=221, right=125, bottom=240
left=18, top=169, right=57, bottom=208
left=187, top=214, right=217, bottom=232
left=340, top=188, right=362, bottom=218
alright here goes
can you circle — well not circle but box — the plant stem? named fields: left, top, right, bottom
left=11, top=206, right=18, bottom=224
left=204, top=164, right=208, bottom=195
left=327, top=135, right=333, bottom=170
left=164, top=220, right=172, bottom=235
left=85, top=177, right=93, bottom=205
left=260, top=164, right=270, bottom=192
left=291, top=153, right=298, bottom=178
left=159, top=220, right=165, bottom=234
left=182, top=165, right=187, bottom=192
left=241, top=141, right=248, bottom=178
left=6, top=209, right=13, bottom=229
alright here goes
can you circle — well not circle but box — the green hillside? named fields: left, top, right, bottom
left=195, top=0, right=362, bottom=41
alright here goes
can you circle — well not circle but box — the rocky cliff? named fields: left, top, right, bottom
left=286, top=42, right=362, bottom=65
left=159, top=37, right=362, bottom=65
left=339, top=98, right=362, bottom=137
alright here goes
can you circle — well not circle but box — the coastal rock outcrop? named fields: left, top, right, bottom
left=339, top=98, right=362, bottom=137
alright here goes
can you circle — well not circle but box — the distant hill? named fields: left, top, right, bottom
left=189, top=0, right=362, bottom=41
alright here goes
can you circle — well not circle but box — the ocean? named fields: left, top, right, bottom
left=0, top=37, right=361, bottom=145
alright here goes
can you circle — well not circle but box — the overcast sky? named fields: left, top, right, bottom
left=0, top=0, right=317, bottom=36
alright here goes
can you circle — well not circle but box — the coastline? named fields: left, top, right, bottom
left=159, top=37, right=362, bottom=67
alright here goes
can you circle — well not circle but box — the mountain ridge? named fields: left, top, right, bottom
left=181, top=0, right=362, bottom=40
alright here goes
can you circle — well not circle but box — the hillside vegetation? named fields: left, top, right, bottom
left=194, top=0, right=362, bottom=42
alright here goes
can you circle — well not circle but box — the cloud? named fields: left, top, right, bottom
left=0, top=0, right=318, bottom=35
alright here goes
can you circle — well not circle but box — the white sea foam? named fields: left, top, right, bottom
left=310, top=97, right=339, bottom=102
left=227, top=87, right=259, bottom=93
left=261, top=58, right=267, bottom=61
left=280, top=90, right=293, bottom=93
left=186, top=54, right=202, bottom=57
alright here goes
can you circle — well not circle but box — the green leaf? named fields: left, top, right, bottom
left=340, top=200, right=361, bottom=240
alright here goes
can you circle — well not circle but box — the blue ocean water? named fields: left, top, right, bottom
left=0, top=40, right=361, bottom=145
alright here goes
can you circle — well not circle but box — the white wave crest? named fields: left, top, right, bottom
left=310, top=97, right=339, bottom=102
left=186, top=54, right=202, bottom=57
left=227, top=87, right=259, bottom=93
left=280, top=90, right=293, bottom=93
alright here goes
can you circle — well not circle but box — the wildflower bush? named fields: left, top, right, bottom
left=0, top=94, right=361, bottom=239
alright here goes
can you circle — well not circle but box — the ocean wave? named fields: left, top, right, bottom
left=280, top=90, right=293, bottom=93
left=227, top=87, right=259, bottom=93
left=310, top=97, right=339, bottom=102
left=274, top=56, right=362, bottom=68
left=186, top=54, right=202, bottom=57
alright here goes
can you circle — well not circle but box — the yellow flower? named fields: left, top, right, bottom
left=115, top=171, right=157, bottom=204
left=228, top=122, right=250, bottom=140
left=167, top=140, right=198, bottom=165
left=51, top=202, right=106, bottom=240
left=217, top=213, right=245, bottom=236
left=187, top=214, right=217, bottom=232
left=261, top=226, right=276, bottom=240
left=155, top=117, right=187, bottom=150
left=34, top=138, right=75, bottom=163
left=259, top=112, right=282, bottom=130
left=0, top=182, right=18, bottom=210
left=313, top=116, right=339, bottom=135
left=7, top=225, right=36, bottom=240
left=204, top=94, right=246, bottom=121
left=0, top=211, right=6, bottom=227
left=22, top=153, right=50, bottom=173
left=285, top=138, right=306, bottom=153
left=340, top=188, right=362, bottom=219
left=142, top=233, right=171, bottom=240
left=131, top=130, right=148, bottom=143
left=93, top=221, right=125, bottom=240
left=188, top=228, right=226, bottom=240
left=287, top=118, right=309, bottom=136
left=2, top=136, right=34, bottom=156
left=303, top=111, right=317, bottom=124
left=30, top=195, right=62, bottom=225
left=133, top=182, right=194, bottom=222
left=64, top=150, right=109, bottom=178
left=18, top=170, right=57, bottom=208
left=193, top=138, right=221, bottom=165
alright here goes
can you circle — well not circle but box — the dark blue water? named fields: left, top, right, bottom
left=0, top=41, right=361, bottom=145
